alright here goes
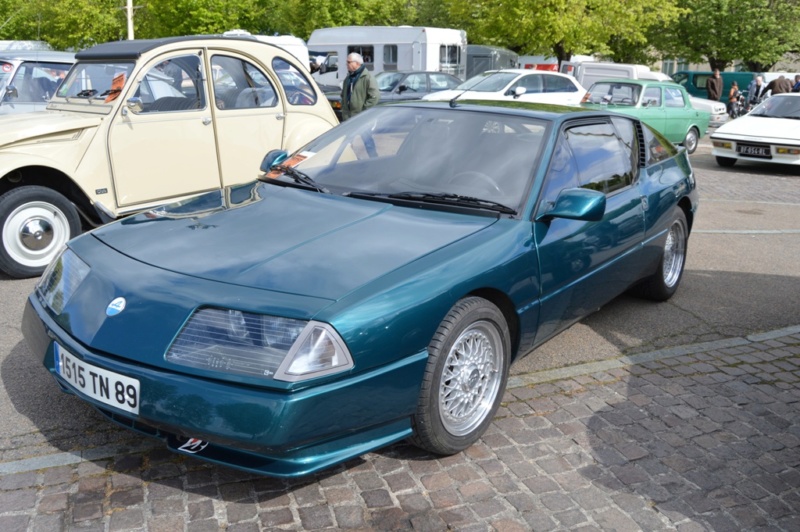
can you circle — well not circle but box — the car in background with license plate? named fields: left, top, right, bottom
left=581, top=79, right=710, bottom=154
left=710, top=93, right=800, bottom=167
left=0, top=35, right=337, bottom=279
left=23, top=100, right=698, bottom=478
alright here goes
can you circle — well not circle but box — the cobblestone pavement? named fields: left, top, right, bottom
left=1, top=326, right=798, bottom=531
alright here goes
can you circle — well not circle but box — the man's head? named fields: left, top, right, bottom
left=795, top=74, right=800, bottom=82
left=713, top=69, right=720, bottom=77
left=756, top=75, right=763, bottom=85
left=347, top=53, right=363, bottom=73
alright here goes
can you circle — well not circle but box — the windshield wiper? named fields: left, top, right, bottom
left=348, top=191, right=516, bottom=215
left=264, top=165, right=330, bottom=194
left=75, top=89, right=97, bottom=98
left=90, top=89, right=121, bottom=101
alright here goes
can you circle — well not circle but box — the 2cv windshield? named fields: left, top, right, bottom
left=56, top=62, right=134, bottom=102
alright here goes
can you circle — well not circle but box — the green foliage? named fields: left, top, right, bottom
left=0, top=0, right=797, bottom=71
left=655, top=0, right=800, bottom=71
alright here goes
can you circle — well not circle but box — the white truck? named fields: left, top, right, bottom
left=309, top=26, right=467, bottom=87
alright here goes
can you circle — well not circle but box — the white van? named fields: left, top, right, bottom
left=224, top=30, right=310, bottom=71
left=560, top=61, right=670, bottom=90
left=309, top=26, right=467, bottom=87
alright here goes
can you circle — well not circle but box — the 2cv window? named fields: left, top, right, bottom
left=137, top=54, right=206, bottom=112
left=211, top=55, right=277, bottom=110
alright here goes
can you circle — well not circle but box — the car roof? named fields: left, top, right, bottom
left=389, top=99, right=604, bottom=123
left=75, top=35, right=269, bottom=60
left=0, top=51, right=75, bottom=62
left=590, top=79, right=675, bottom=87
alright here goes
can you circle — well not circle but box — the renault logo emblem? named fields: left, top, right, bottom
left=106, top=297, right=126, bottom=317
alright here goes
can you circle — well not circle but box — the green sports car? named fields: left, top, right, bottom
left=23, top=100, right=698, bottom=477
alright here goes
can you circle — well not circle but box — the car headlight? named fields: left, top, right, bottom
left=166, top=308, right=353, bottom=382
left=38, top=247, right=90, bottom=315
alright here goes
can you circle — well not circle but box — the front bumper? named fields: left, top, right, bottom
left=22, top=295, right=427, bottom=477
left=710, top=136, right=800, bottom=165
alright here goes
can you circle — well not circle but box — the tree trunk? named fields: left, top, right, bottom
left=708, top=58, right=731, bottom=71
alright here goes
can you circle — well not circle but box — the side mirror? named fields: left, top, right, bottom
left=4, top=85, right=18, bottom=100
left=260, top=149, right=289, bottom=173
left=513, top=86, right=527, bottom=98
left=646, top=99, right=658, bottom=107
left=537, top=188, right=606, bottom=222
left=397, top=84, right=407, bottom=93
left=126, top=97, right=143, bottom=114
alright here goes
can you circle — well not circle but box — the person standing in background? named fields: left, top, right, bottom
left=706, top=69, right=722, bottom=101
left=340, top=53, right=380, bottom=121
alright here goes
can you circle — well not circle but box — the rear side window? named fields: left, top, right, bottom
left=5, top=61, right=71, bottom=102
left=543, top=75, right=578, bottom=93
left=273, top=57, right=316, bottom=106
left=665, top=86, right=686, bottom=108
left=643, top=124, right=678, bottom=164
left=211, top=55, right=277, bottom=110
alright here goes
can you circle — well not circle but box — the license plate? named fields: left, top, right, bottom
left=736, top=144, right=771, bottom=158
left=55, top=343, right=140, bottom=415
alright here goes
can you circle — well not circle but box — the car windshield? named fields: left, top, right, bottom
left=749, top=94, right=800, bottom=119
left=456, top=72, right=517, bottom=92
left=56, top=61, right=135, bottom=102
left=586, top=83, right=641, bottom=105
left=272, top=106, right=549, bottom=213
left=375, top=72, right=404, bottom=91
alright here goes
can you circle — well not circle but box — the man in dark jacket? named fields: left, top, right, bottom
left=340, top=53, right=380, bottom=121
left=706, top=69, right=722, bottom=101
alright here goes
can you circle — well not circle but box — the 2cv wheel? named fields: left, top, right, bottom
left=0, top=186, right=81, bottom=279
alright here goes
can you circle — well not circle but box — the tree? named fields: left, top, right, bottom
left=444, top=0, right=683, bottom=65
left=654, top=0, right=800, bottom=71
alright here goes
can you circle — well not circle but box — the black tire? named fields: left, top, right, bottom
left=632, top=209, right=688, bottom=301
left=410, top=297, right=510, bottom=455
left=683, top=127, right=699, bottom=154
left=715, top=156, right=737, bottom=167
left=0, top=186, right=81, bottom=279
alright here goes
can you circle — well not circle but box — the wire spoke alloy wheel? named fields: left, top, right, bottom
left=438, top=320, right=503, bottom=437
left=662, top=218, right=687, bottom=289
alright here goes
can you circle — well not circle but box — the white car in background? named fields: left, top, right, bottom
left=422, top=69, right=587, bottom=106
left=711, top=93, right=800, bottom=167
left=690, top=95, right=728, bottom=127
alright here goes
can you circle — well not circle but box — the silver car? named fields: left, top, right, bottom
left=0, top=51, right=75, bottom=114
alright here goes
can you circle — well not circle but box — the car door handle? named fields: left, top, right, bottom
left=201, top=117, right=212, bottom=125
left=276, top=114, right=285, bottom=121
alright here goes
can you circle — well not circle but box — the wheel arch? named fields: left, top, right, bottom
left=678, top=196, right=694, bottom=234
left=464, top=287, right=521, bottom=358
left=1, top=165, right=100, bottom=228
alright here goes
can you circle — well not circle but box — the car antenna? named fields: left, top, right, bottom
left=449, top=89, right=468, bottom=108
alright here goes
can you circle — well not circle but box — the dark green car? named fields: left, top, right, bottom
left=582, top=79, right=710, bottom=154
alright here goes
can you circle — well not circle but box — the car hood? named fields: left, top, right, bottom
left=712, top=115, right=800, bottom=141
left=0, top=110, right=100, bottom=147
left=92, top=182, right=497, bottom=301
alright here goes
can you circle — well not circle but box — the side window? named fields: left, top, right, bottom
left=403, top=73, right=426, bottom=92
left=348, top=46, right=374, bottom=70
left=383, top=45, right=398, bottom=71
left=643, top=124, right=678, bottom=165
left=543, top=75, right=578, bottom=93
left=643, top=86, right=662, bottom=106
left=515, top=74, right=543, bottom=93
left=211, top=55, right=277, bottom=110
left=664, top=87, right=686, bottom=108
left=610, top=117, right=638, bottom=187
left=694, top=74, right=709, bottom=90
left=566, top=122, right=633, bottom=195
left=273, top=57, right=317, bottom=106
left=539, top=136, right=580, bottom=211
left=429, top=73, right=458, bottom=91
left=137, top=55, right=205, bottom=112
